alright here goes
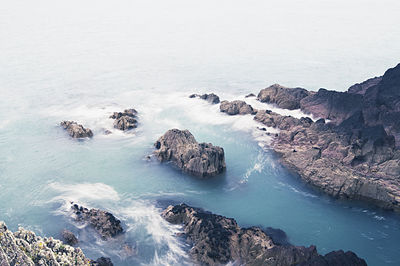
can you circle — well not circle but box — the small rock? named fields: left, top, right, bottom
left=60, top=121, right=93, bottom=138
left=61, top=229, right=78, bottom=245
left=220, top=100, right=256, bottom=115
left=91, top=257, right=113, bottom=266
left=110, top=109, right=138, bottom=131
left=245, top=93, right=256, bottom=98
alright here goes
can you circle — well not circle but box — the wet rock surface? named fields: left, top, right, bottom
left=60, top=121, right=93, bottom=138
left=162, top=204, right=367, bottom=266
left=220, top=100, right=256, bottom=115
left=71, top=203, right=123, bottom=240
left=190, top=93, right=220, bottom=104
left=154, top=129, right=225, bottom=177
left=110, top=108, right=138, bottom=131
left=257, top=84, right=310, bottom=110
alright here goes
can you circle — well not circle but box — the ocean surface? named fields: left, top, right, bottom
left=1, top=0, right=400, bottom=265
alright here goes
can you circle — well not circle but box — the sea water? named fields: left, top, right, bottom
left=1, top=0, right=400, bottom=265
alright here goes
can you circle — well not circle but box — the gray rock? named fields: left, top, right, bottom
left=245, top=93, right=256, bottom=98
left=348, top=76, right=382, bottom=95
left=220, top=100, right=256, bottom=115
left=162, top=204, right=366, bottom=266
left=110, top=109, right=138, bottom=131
left=154, top=129, right=225, bottom=177
left=257, top=84, right=310, bottom=110
left=71, top=203, right=123, bottom=240
left=61, top=229, right=78, bottom=246
left=91, top=257, right=113, bottom=266
left=60, top=121, right=93, bottom=138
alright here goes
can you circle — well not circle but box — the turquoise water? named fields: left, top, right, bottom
left=1, top=0, right=400, bottom=265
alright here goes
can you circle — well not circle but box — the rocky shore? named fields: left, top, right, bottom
left=154, top=129, right=226, bottom=177
left=162, top=203, right=367, bottom=266
left=0, top=221, right=112, bottom=266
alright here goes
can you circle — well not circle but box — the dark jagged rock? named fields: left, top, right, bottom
left=348, top=76, right=382, bottom=95
left=0, top=221, right=92, bottom=265
left=162, top=204, right=366, bottom=266
left=245, top=93, right=256, bottom=98
left=257, top=84, right=310, bottom=110
left=300, top=88, right=363, bottom=123
left=91, top=257, right=114, bottom=266
left=62, top=229, right=78, bottom=246
left=110, top=108, right=138, bottom=131
left=189, top=93, right=220, bottom=104
left=220, top=100, right=256, bottom=115
left=154, top=129, right=225, bottom=177
left=71, top=203, right=123, bottom=240
left=60, top=121, right=93, bottom=138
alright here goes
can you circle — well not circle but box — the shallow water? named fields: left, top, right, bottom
left=1, top=0, right=400, bottom=265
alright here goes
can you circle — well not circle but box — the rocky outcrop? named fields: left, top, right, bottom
left=189, top=93, right=220, bottom=104
left=299, top=88, right=363, bottom=123
left=60, top=121, right=93, bottom=138
left=0, top=221, right=92, bottom=265
left=162, top=204, right=367, bottom=266
left=348, top=76, right=382, bottom=95
left=71, top=204, right=123, bottom=240
left=220, top=100, right=256, bottom=115
left=154, top=129, right=225, bottom=177
left=110, top=108, right=138, bottom=131
left=254, top=109, right=400, bottom=211
left=257, top=84, right=310, bottom=110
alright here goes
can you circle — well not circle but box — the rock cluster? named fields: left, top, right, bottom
left=154, top=129, right=225, bottom=177
left=0, top=221, right=93, bottom=265
left=189, top=93, right=220, bottom=104
left=220, top=100, right=256, bottom=115
left=109, top=108, right=138, bottom=131
left=60, top=121, right=93, bottom=138
left=162, top=204, right=367, bottom=266
left=257, top=84, right=310, bottom=110
left=71, top=203, right=123, bottom=240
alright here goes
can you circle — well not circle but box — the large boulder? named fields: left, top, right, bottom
left=154, top=129, right=225, bottom=177
left=71, top=203, right=123, bottom=240
left=220, top=100, right=256, bottom=115
left=162, top=204, right=366, bottom=266
left=60, top=121, right=93, bottom=138
left=348, top=76, right=382, bottom=95
left=110, top=108, right=138, bottom=131
left=257, top=84, right=310, bottom=110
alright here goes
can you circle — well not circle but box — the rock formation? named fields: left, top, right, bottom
left=254, top=109, right=400, bottom=211
left=71, top=203, right=123, bottom=240
left=220, top=100, right=256, bottom=115
left=60, top=121, right=93, bottom=138
left=162, top=204, right=367, bottom=266
left=154, top=129, right=225, bottom=177
left=0, top=221, right=112, bottom=266
left=257, top=84, right=310, bottom=110
left=109, top=108, right=138, bottom=131
left=189, top=93, right=220, bottom=104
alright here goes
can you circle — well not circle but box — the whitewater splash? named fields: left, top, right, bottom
left=47, top=182, right=190, bottom=265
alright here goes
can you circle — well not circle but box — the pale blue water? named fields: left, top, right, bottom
left=1, top=0, right=400, bottom=265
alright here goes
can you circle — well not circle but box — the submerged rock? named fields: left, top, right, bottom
left=92, top=257, right=114, bottom=266
left=257, top=84, right=310, bottom=110
left=189, top=93, right=220, bottom=104
left=162, top=204, right=366, bottom=266
left=245, top=93, right=256, bottom=98
left=154, top=129, right=225, bottom=177
left=220, top=100, right=256, bottom=115
left=0, top=221, right=91, bottom=265
left=60, top=121, right=93, bottom=138
left=71, top=203, right=123, bottom=240
left=110, top=108, right=138, bottom=131
left=62, top=229, right=78, bottom=246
